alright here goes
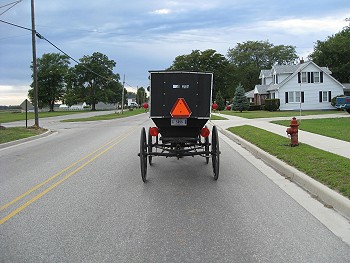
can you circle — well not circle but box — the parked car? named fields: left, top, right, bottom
left=129, top=102, right=139, bottom=108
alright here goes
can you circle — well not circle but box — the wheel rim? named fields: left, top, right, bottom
left=148, top=128, right=153, bottom=165
left=212, top=126, right=220, bottom=180
left=140, top=127, right=147, bottom=182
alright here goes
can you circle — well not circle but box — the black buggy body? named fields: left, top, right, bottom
left=138, top=71, right=220, bottom=182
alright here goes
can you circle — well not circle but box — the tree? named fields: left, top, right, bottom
left=227, top=40, right=298, bottom=91
left=65, top=52, right=120, bottom=110
left=309, top=26, right=350, bottom=83
left=136, top=87, right=147, bottom=105
left=28, top=53, right=70, bottom=111
left=168, top=49, right=234, bottom=100
left=215, top=90, right=225, bottom=111
left=232, top=83, right=249, bottom=112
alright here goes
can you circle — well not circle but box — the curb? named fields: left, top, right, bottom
left=0, top=129, right=54, bottom=150
left=218, top=127, right=350, bottom=221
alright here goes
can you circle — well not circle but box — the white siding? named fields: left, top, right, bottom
left=278, top=64, right=344, bottom=110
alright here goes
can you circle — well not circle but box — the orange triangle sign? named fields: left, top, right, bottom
left=170, top=98, right=192, bottom=118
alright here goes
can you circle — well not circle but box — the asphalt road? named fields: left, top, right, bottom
left=1, top=113, right=350, bottom=262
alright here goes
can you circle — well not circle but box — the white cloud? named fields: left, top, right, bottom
left=151, top=9, right=172, bottom=15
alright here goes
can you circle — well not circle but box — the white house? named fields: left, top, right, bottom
left=253, top=60, right=345, bottom=110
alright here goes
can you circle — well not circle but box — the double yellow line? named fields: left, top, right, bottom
left=0, top=126, right=138, bottom=225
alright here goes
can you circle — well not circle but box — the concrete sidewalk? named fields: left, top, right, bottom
left=211, top=112, right=350, bottom=159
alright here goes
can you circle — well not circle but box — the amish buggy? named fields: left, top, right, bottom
left=138, top=71, right=220, bottom=182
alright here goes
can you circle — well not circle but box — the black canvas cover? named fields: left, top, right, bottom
left=148, top=71, right=213, bottom=138
left=149, top=71, right=213, bottom=118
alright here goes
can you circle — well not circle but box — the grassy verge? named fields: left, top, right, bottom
left=228, top=125, right=350, bottom=198
left=61, top=108, right=146, bottom=122
left=210, top=114, right=228, bottom=120
left=219, top=110, right=339, bottom=119
left=0, top=110, right=88, bottom=123
left=0, top=127, right=47, bottom=144
left=272, top=118, right=350, bottom=142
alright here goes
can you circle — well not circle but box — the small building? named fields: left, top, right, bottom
left=20, top=100, right=34, bottom=111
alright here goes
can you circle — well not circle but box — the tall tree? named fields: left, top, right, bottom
left=309, top=26, right=350, bottom=83
left=168, top=49, right=234, bottom=100
left=227, top=41, right=298, bottom=91
left=28, top=53, right=70, bottom=111
left=65, top=52, right=120, bottom=110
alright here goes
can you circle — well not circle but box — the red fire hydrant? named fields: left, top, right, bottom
left=286, top=117, right=299, bottom=147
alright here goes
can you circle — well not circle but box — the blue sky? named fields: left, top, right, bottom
left=1, top=0, right=349, bottom=105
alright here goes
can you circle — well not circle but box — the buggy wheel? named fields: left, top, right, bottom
left=205, top=136, right=210, bottom=164
left=211, top=126, right=220, bottom=180
left=140, top=127, right=147, bottom=182
left=148, top=128, right=153, bottom=165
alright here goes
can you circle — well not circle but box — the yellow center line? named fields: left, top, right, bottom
left=0, top=126, right=138, bottom=224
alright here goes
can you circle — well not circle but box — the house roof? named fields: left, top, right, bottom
left=272, top=64, right=300, bottom=74
left=254, top=85, right=269, bottom=94
left=245, top=90, right=254, bottom=98
left=259, top=69, right=271, bottom=79
left=342, top=83, right=350, bottom=91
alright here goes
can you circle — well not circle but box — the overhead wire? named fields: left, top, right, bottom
left=0, top=18, right=123, bottom=85
left=0, top=0, right=22, bottom=16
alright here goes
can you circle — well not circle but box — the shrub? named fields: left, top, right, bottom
left=249, top=104, right=261, bottom=111
left=264, top=99, right=280, bottom=111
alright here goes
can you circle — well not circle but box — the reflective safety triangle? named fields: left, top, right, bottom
left=170, top=98, right=192, bottom=118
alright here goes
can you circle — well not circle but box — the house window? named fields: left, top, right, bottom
left=285, top=91, right=304, bottom=103
left=322, top=91, right=328, bottom=101
left=288, top=91, right=295, bottom=102
left=273, top=74, right=278, bottom=84
left=301, top=72, right=307, bottom=83
left=319, top=91, right=332, bottom=102
left=313, top=72, right=320, bottom=83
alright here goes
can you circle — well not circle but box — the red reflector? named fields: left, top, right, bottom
left=170, top=98, right=192, bottom=118
left=150, top=127, right=159, bottom=137
left=200, top=127, right=210, bottom=138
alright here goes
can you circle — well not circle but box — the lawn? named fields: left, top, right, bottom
left=218, top=110, right=339, bottom=119
left=210, top=114, right=228, bottom=120
left=228, top=125, right=350, bottom=199
left=0, top=127, right=47, bottom=144
left=0, top=110, right=88, bottom=123
left=272, top=118, right=350, bottom=142
left=61, top=108, right=146, bottom=122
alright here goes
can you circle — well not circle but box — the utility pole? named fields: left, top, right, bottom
left=31, top=0, right=39, bottom=127
left=121, top=74, right=125, bottom=114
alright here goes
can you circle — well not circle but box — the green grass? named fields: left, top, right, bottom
left=228, top=125, right=350, bottom=198
left=210, top=114, right=228, bottom=120
left=0, top=127, right=47, bottom=144
left=61, top=108, right=146, bottom=122
left=272, top=118, right=350, bottom=142
left=0, top=110, right=88, bottom=123
left=219, top=110, right=338, bottom=119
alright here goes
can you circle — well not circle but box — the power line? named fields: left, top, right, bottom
left=0, top=18, right=121, bottom=84
left=0, top=0, right=22, bottom=16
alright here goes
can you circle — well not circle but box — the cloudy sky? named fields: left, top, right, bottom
left=1, top=0, right=349, bottom=105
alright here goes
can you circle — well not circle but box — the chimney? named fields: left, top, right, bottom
left=300, top=57, right=304, bottom=64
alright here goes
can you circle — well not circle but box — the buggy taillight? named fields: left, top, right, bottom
left=200, top=127, right=210, bottom=138
left=150, top=127, right=159, bottom=137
